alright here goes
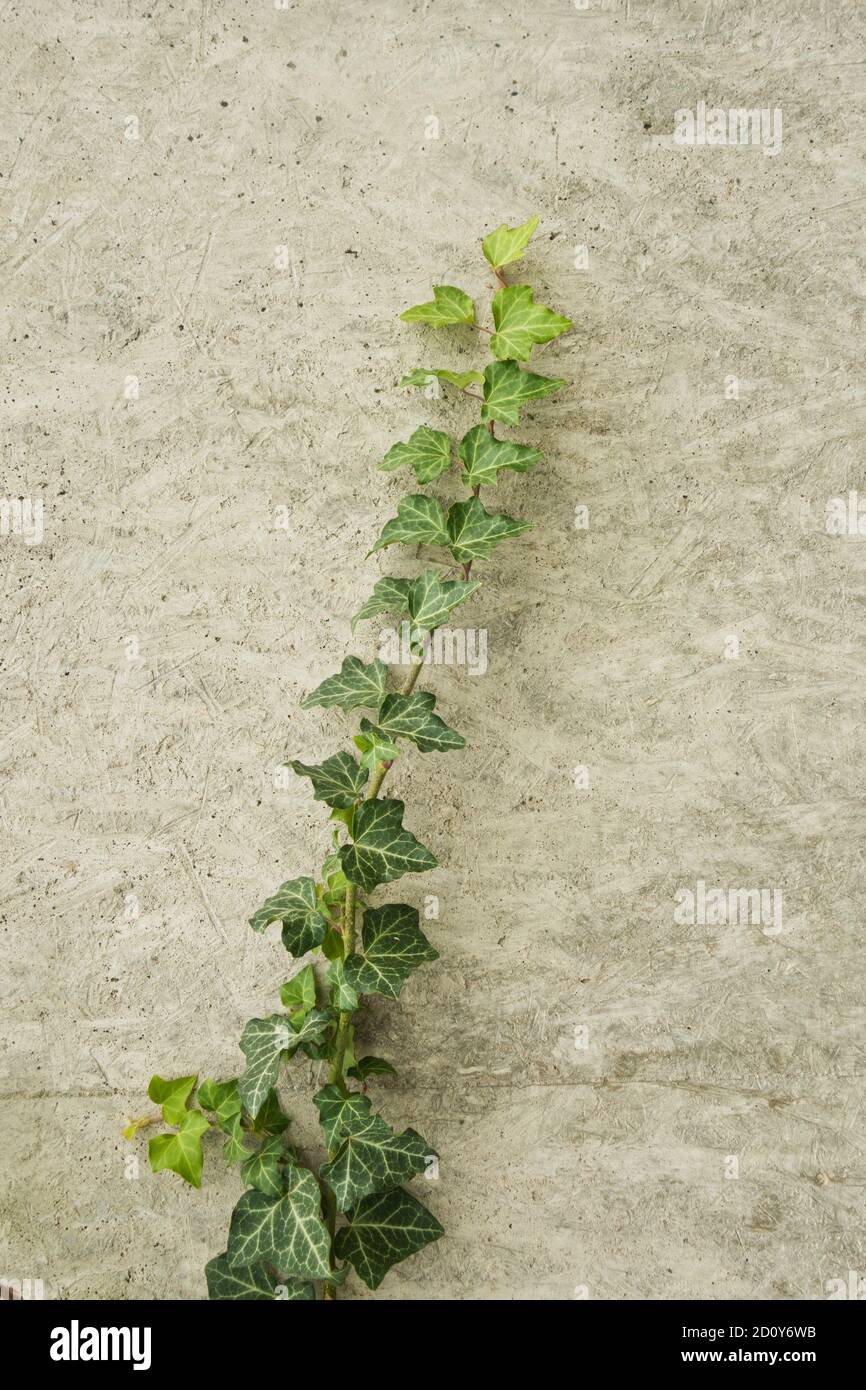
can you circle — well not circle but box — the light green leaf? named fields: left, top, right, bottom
left=196, top=1077, right=241, bottom=1129
left=459, top=424, right=542, bottom=487
left=400, top=285, right=475, bottom=326
left=147, top=1074, right=197, bottom=1127
left=490, top=284, right=572, bottom=361
left=344, top=903, right=438, bottom=1000
left=378, top=426, right=453, bottom=485
left=335, top=1188, right=444, bottom=1290
left=290, top=751, right=368, bottom=809
left=481, top=359, right=566, bottom=426
left=326, top=957, right=360, bottom=1012
left=400, top=368, right=483, bottom=390
left=148, top=1109, right=210, bottom=1188
left=205, top=1253, right=315, bottom=1301
left=347, top=1056, right=398, bottom=1082
left=407, top=567, right=480, bottom=632
left=353, top=724, right=400, bottom=772
left=249, top=876, right=328, bottom=957
left=339, top=798, right=437, bottom=894
left=371, top=692, right=464, bottom=754
left=226, top=1167, right=332, bottom=1281
left=368, top=495, right=448, bottom=555
left=279, top=964, right=317, bottom=1016
left=240, top=1135, right=286, bottom=1197
left=351, top=577, right=411, bottom=633
left=320, top=1115, right=433, bottom=1211
left=301, top=656, right=389, bottom=711
left=313, top=1083, right=373, bottom=1149
left=482, top=215, right=539, bottom=271
left=446, top=496, right=530, bottom=564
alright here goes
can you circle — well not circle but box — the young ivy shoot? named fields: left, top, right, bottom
left=131, top=217, right=571, bottom=1301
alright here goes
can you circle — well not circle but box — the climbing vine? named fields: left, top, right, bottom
left=131, top=217, right=571, bottom=1299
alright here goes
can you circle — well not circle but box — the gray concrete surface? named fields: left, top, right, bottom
left=2, top=0, right=865, bottom=1300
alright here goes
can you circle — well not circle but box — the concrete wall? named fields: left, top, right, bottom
left=2, top=0, right=864, bottom=1300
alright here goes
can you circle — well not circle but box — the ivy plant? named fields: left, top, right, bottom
left=131, top=217, right=570, bottom=1300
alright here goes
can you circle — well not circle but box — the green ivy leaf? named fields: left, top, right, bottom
left=339, top=798, right=436, bottom=894
left=205, top=1253, right=315, bottom=1301
left=321, top=1116, right=434, bottom=1211
left=407, top=568, right=480, bottom=632
left=459, top=424, right=541, bottom=487
left=240, top=1135, right=286, bottom=1197
left=480, top=359, right=566, bottom=426
left=353, top=724, right=400, bottom=772
left=335, top=1188, right=444, bottom=1290
left=326, top=957, right=360, bottom=1012
left=290, top=751, right=368, bottom=809
left=446, top=496, right=530, bottom=564
left=351, top=577, right=411, bottom=632
left=148, top=1110, right=210, bottom=1188
left=400, top=368, right=483, bottom=390
left=368, top=495, right=448, bottom=555
left=400, top=285, right=475, bottom=326
left=196, top=1077, right=241, bottom=1128
left=482, top=215, right=539, bottom=271
left=300, top=656, right=390, bottom=711
left=147, top=1074, right=197, bottom=1127
left=226, top=1167, right=332, bottom=1281
left=489, top=284, right=572, bottom=361
left=347, top=1056, right=398, bottom=1082
left=238, top=1011, right=332, bottom=1116
left=313, top=1083, right=373, bottom=1149
left=279, top=964, right=317, bottom=1017
left=249, top=876, right=328, bottom=957
left=250, top=1089, right=291, bottom=1137
left=371, top=692, right=464, bottom=754
left=378, top=426, right=452, bottom=485
left=344, top=903, right=438, bottom=1000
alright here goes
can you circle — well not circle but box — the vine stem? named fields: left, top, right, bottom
left=321, top=656, right=425, bottom=1299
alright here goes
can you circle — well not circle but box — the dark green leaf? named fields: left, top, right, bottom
left=407, top=568, right=480, bottom=632
left=481, top=359, right=566, bottom=426
left=368, top=495, right=448, bottom=555
left=205, top=1253, right=314, bottom=1301
left=335, top=1188, right=443, bottom=1290
left=378, top=426, right=452, bottom=485
left=344, top=903, right=438, bottom=1000
left=351, top=577, right=411, bottom=632
left=249, top=876, right=327, bottom=959
left=372, top=692, right=464, bottom=754
left=238, top=1011, right=331, bottom=1115
left=290, top=751, right=368, bottom=808
left=339, top=798, right=436, bottom=894
left=347, top=1056, right=398, bottom=1082
left=313, top=1083, right=373, bottom=1149
left=459, top=424, right=542, bottom=487
left=301, top=656, right=390, bottom=711
left=446, top=496, right=530, bottom=564
left=326, top=957, right=359, bottom=1012
left=320, top=1114, right=433, bottom=1211
left=226, top=1168, right=332, bottom=1281
left=241, top=1135, right=286, bottom=1197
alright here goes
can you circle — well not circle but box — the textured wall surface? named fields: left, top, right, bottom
left=2, top=0, right=865, bottom=1301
